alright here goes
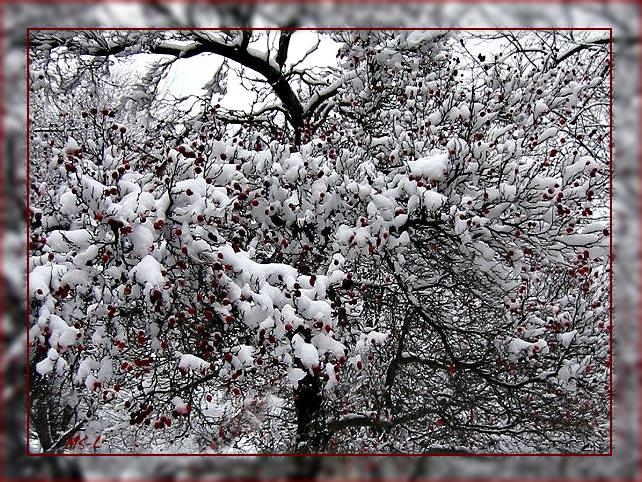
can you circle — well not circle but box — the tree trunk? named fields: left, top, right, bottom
left=293, top=373, right=326, bottom=453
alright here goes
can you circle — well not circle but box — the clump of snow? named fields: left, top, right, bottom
left=556, top=359, right=585, bottom=391
left=171, top=396, right=191, bottom=414
left=130, top=225, right=154, bottom=257
left=288, top=367, right=307, bottom=389
left=292, top=334, right=320, bottom=370
left=29, top=265, right=67, bottom=298
left=36, top=357, right=54, bottom=376
left=508, top=338, right=549, bottom=360
left=217, top=244, right=298, bottom=286
left=558, top=330, right=577, bottom=348
left=312, top=333, right=346, bottom=360
left=59, top=192, right=81, bottom=217
left=64, top=136, right=80, bottom=155
left=324, top=363, right=338, bottom=392
left=428, top=110, right=442, bottom=126
left=130, top=255, right=165, bottom=287
left=46, top=229, right=92, bottom=251
left=36, top=348, right=61, bottom=376
left=356, top=330, right=388, bottom=354
left=48, top=314, right=80, bottom=349
left=97, top=357, right=113, bottom=382
left=118, top=190, right=156, bottom=219
left=235, top=345, right=255, bottom=368
left=75, top=358, right=100, bottom=384
left=557, top=234, right=599, bottom=247
left=366, top=331, right=388, bottom=346
left=408, top=152, right=448, bottom=181
left=537, top=127, right=558, bottom=143
left=422, top=190, right=446, bottom=211
left=403, top=30, right=445, bottom=49
left=85, top=374, right=101, bottom=390
left=534, top=100, right=549, bottom=118
left=178, top=353, right=210, bottom=372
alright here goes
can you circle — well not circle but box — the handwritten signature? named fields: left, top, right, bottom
left=64, top=434, right=102, bottom=450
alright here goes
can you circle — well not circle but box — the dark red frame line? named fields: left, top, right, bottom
left=13, top=10, right=622, bottom=480
left=24, top=25, right=615, bottom=459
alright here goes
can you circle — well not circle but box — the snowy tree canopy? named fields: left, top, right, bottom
left=28, top=29, right=610, bottom=454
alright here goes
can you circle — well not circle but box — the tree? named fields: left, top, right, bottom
left=28, top=29, right=610, bottom=454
